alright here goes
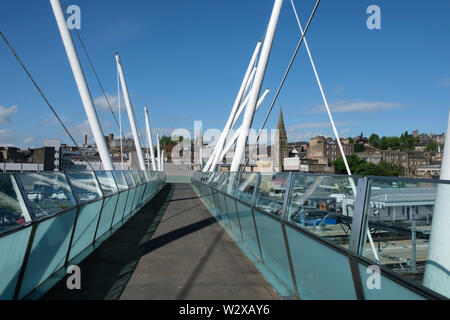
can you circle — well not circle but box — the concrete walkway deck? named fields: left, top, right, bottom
left=43, top=183, right=280, bottom=300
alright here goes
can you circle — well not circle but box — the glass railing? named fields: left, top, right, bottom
left=0, top=170, right=165, bottom=300
left=192, top=171, right=448, bottom=300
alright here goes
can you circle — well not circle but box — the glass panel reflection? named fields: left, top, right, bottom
left=112, top=171, right=128, bottom=191
left=95, top=171, right=118, bottom=196
left=16, top=172, right=76, bottom=218
left=286, top=174, right=357, bottom=249
left=0, top=174, right=27, bottom=232
left=235, top=173, right=258, bottom=205
left=255, top=172, right=289, bottom=216
left=65, top=171, right=102, bottom=204
left=360, top=177, right=449, bottom=298
left=123, top=171, right=136, bottom=188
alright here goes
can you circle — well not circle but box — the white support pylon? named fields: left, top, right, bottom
left=156, top=134, right=161, bottom=171
left=204, top=40, right=263, bottom=172
left=423, top=109, right=450, bottom=298
left=144, top=106, right=157, bottom=171
left=290, top=0, right=379, bottom=263
left=215, top=89, right=271, bottom=167
left=231, top=0, right=283, bottom=172
left=50, top=0, right=113, bottom=170
left=115, top=52, right=146, bottom=171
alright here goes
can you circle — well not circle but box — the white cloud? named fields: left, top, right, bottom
left=287, top=121, right=355, bottom=130
left=286, top=121, right=355, bottom=142
left=438, top=78, right=450, bottom=87
left=24, top=137, right=35, bottom=144
left=287, top=130, right=329, bottom=142
left=312, top=100, right=404, bottom=113
left=94, top=93, right=125, bottom=113
left=339, top=128, right=351, bottom=136
left=62, top=120, right=93, bottom=145
left=38, top=118, right=52, bottom=126
left=0, top=129, right=18, bottom=147
left=0, top=105, right=18, bottom=124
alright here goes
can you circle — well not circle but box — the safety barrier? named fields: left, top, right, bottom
left=0, top=170, right=165, bottom=299
left=192, top=171, right=448, bottom=300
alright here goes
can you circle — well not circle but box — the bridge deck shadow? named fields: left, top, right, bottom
left=42, top=183, right=280, bottom=300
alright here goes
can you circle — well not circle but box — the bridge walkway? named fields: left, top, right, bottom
left=42, top=183, right=280, bottom=300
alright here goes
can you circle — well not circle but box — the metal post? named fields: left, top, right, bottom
left=115, top=52, right=146, bottom=170
left=279, top=173, right=300, bottom=298
left=50, top=0, right=113, bottom=170
left=231, top=0, right=283, bottom=172
left=156, top=134, right=161, bottom=171
left=204, top=41, right=262, bottom=172
left=411, top=220, right=417, bottom=274
left=217, top=90, right=271, bottom=163
left=250, top=173, right=264, bottom=262
left=424, top=109, right=450, bottom=297
left=144, top=106, right=157, bottom=171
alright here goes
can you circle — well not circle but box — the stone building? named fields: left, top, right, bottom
left=272, top=107, right=288, bottom=172
left=306, top=136, right=353, bottom=171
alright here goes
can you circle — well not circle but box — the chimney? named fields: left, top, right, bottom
left=84, top=134, right=88, bottom=147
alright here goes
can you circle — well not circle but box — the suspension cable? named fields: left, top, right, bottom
left=0, top=29, right=95, bottom=171
left=61, top=1, right=122, bottom=132
left=242, top=0, right=320, bottom=171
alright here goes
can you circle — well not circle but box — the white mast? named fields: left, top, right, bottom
left=423, top=109, right=450, bottom=297
left=144, top=105, right=157, bottom=171
left=115, top=52, right=146, bottom=170
left=203, top=41, right=263, bottom=172
left=290, top=0, right=379, bottom=263
left=50, top=0, right=113, bottom=170
left=156, top=134, right=161, bottom=171
left=217, top=90, right=270, bottom=162
left=118, top=65, right=124, bottom=170
left=161, top=150, right=165, bottom=172
left=231, top=0, right=283, bottom=172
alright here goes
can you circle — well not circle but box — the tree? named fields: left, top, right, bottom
left=348, top=137, right=354, bottom=144
left=368, top=134, right=380, bottom=148
left=426, top=141, right=444, bottom=152
left=354, top=143, right=365, bottom=153
left=334, top=156, right=405, bottom=177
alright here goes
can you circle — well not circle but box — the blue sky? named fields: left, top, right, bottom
left=1, top=0, right=450, bottom=148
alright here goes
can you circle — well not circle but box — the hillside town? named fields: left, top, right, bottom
left=0, top=109, right=444, bottom=179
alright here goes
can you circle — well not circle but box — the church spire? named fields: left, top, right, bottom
left=277, top=106, right=286, bottom=131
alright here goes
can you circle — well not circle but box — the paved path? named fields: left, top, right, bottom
left=43, top=184, right=280, bottom=300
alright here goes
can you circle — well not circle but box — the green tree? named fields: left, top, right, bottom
left=354, top=143, right=365, bottom=153
left=334, top=156, right=404, bottom=177
left=426, top=141, right=440, bottom=152
left=368, top=134, right=380, bottom=148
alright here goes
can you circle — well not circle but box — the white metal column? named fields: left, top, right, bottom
left=423, top=109, right=450, bottom=297
left=204, top=41, right=262, bottom=172
left=50, top=0, right=113, bottom=170
left=115, top=52, right=146, bottom=170
left=230, top=0, right=283, bottom=172
left=144, top=106, right=157, bottom=171
left=156, top=134, right=161, bottom=171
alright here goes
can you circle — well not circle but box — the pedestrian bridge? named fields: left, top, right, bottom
left=0, top=170, right=448, bottom=299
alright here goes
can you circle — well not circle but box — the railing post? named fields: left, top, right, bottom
left=250, top=173, right=264, bottom=262
left=64, top=172, right=81, bottom=266
left=91, top=171, right=106, bottom=244
left=233, top=171, right=245, bottom=242
left=280, top=172, right=299, bottom=298
left=348, top=177, right=369, bottom=254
